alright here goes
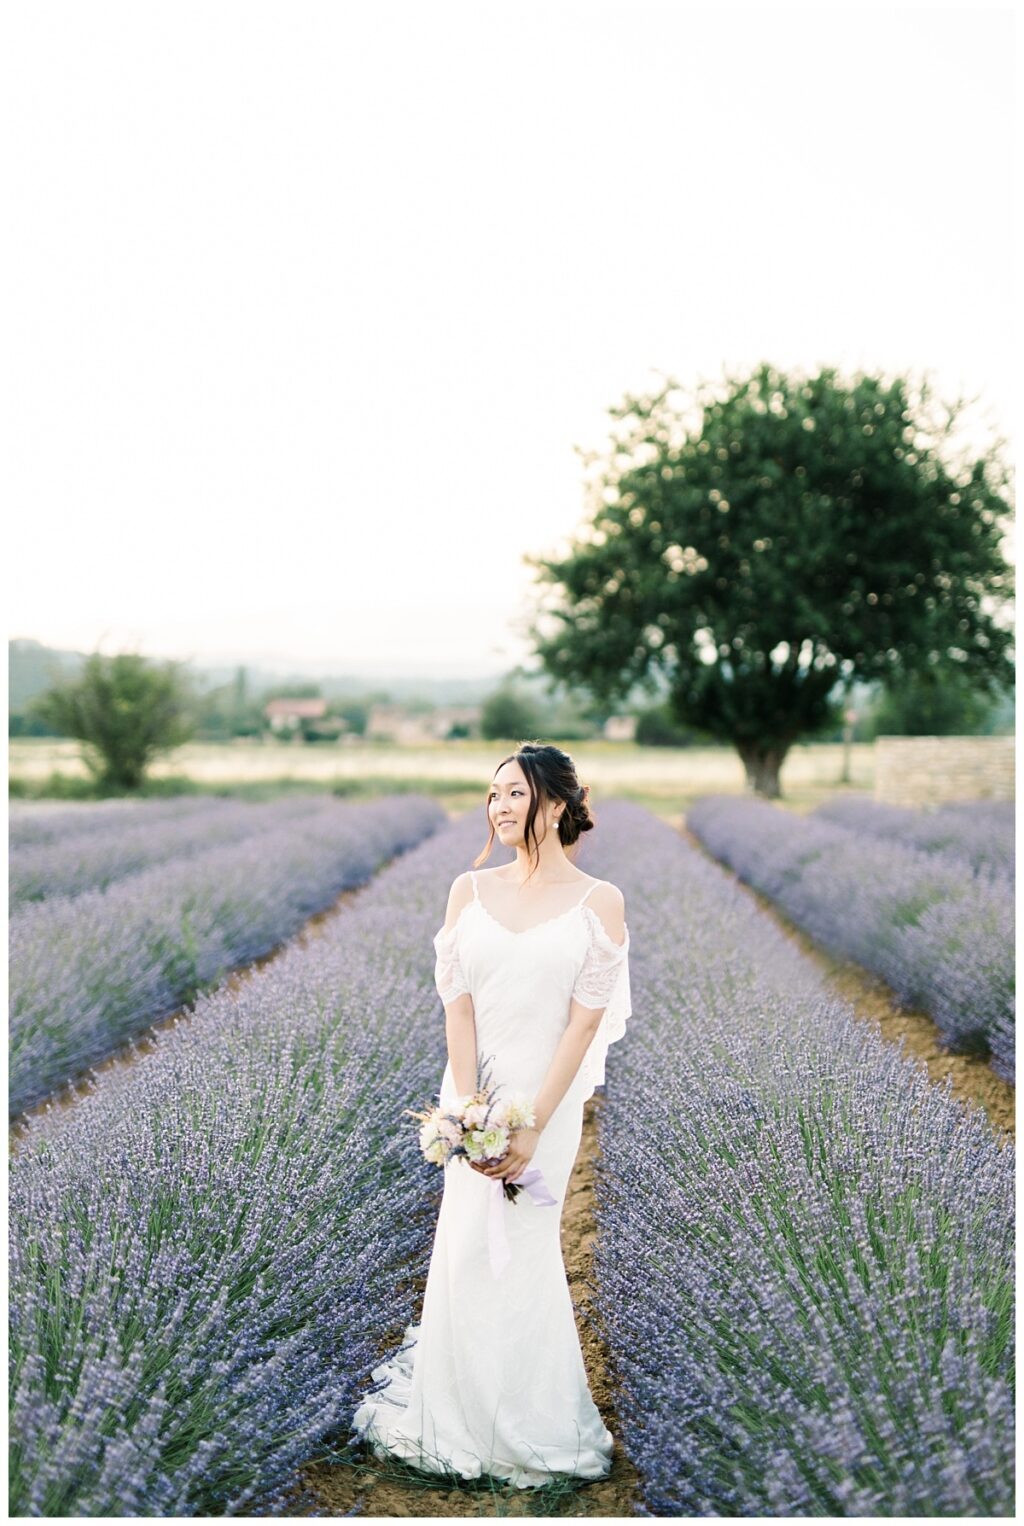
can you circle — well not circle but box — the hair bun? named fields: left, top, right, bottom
left=564, top=784, right=594, bottom=840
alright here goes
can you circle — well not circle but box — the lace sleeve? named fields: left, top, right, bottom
left=573, top=909, right=630, bottom=1012
left=432, top=922, right=471, bottom=1005
left=573, top=907, right=632, bottom=1102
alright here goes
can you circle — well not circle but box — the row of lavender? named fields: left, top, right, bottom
left=9, top=795, right=446, bottom=1118
left=10, top=796, right=349, bottom=905
left=9, top=795, right=226, bottom=848
left=579, top=804, right=1013, bottom=1517
left=814, top=797, right=1014, bottom=881
left=686, top=794, right=1015, bottom=1084
left=9, top=812, right=511, bottom=1515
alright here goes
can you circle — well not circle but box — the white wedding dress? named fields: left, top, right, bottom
left=350, top=870, right=632, bottom=1489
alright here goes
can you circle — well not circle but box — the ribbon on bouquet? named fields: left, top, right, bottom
left=486, top=1166, right=557, bottom=1277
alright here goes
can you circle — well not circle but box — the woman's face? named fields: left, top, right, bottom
left=488, top=760, right=532, bottom=843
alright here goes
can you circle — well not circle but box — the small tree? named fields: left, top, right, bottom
left=30, top=652, right=196, bottom=792
left=480, top=687, right=542, bottom=741
left=526, top=363, right=1014, bottom=796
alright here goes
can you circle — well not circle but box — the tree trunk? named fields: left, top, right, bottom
left=736, top=740, right=790, bottom=799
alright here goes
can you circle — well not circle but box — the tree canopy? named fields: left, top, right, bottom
left=525, top=363, right=1014, bottom=795
left=30, top=651, right=196, bottom=792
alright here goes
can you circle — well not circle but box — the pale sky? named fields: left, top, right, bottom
left=5, top=0, right=1015, bottom=678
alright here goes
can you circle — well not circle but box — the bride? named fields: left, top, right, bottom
left=350, top=741, right=632, bottom=1490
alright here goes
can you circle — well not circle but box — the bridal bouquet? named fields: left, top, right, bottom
left=407, top=1077, right=538, bottom=1202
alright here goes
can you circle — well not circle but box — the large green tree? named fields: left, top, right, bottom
left=30, top=651, right=196, bottom=791
left=526, top=363, right=1014, bottom=796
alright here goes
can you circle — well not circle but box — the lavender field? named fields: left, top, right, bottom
left=9, top=795, right=350, bottom=905
left=9, top=794, right=446, bottom=1117
left=813, top=797, right=1015, bottom=882
left=687, top=794, right=1015, bottom=1085
left=9, top=810, right=514, bottom=1515
left=8, top=803, right=1014, bottom=1516
left=582, top=805, right=1013, bottom=1516
left=9, top=796, right=227, bottom=848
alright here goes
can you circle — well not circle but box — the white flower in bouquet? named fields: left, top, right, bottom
left=418, top=1116, right=448, bottom=1164
left=477, top=1124, right=510, bottom=1159
left=502, top=1092, right=536, bottom=1130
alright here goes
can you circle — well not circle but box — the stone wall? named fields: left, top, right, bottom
left=874, top=735, right=1015, bottom=806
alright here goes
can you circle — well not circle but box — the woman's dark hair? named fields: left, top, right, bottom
left=472, top=740, right=595, bottom=881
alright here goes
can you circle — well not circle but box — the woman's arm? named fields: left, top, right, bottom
left=439, top=872, right=478, bottom=1097
left=445, top=998, right=477, bottom=1098
left=477, top=882, right=626, bottom=1180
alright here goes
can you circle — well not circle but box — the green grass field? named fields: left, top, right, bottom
left=8, top=736, right=874, bottom=818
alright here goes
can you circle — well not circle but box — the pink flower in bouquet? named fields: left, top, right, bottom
left=436, top=1114, right=462, bottom=1146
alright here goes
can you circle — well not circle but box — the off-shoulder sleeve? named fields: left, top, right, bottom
left=432, top=922, right=471, bottom=1005
left=573, top=907, right=632, bottom=1101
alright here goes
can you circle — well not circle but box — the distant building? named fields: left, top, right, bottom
left=603, top=715, right=637, bottom=742
left=431, top=705, right=481, bottom=739
left=367, top=703, right=480, bottom=742
left=264, top=698, right=328, bottom=732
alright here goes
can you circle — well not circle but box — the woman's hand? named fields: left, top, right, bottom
left=470, top=1127, right=541, bottom=1181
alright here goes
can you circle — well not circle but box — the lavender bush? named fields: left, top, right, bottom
left=9, top=812, right=512, bottom=1516
left=814, top=797, right=1015, bottom=881
left=10, top=796, right=341, bottom=905
left=687, top=794, right=1015, bottom=1084
left=9, top=795, right=445, bottom=1117
left=578, top=804, right=1014, bottom=1516
left=9, top=796, right=225, bottom=849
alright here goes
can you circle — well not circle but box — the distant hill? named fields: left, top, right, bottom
left=8, top=637, right=515, bottom=714
left=9, top=638, right=86, bottom=711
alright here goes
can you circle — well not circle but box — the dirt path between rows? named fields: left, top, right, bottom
left=279, top=1095, right=641, bottom=1518
left=678, top=820, right=1015, bottom=1145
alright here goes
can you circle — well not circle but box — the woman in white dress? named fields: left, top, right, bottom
left=350, top=742, right=632, bottom=1490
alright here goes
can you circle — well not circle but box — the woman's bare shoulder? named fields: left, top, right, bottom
left=441, top=872, right=475, bottom=929
left=585, top=880, right=627, bottom=943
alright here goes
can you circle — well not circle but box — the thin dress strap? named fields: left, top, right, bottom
left=469, top=870, right=480, bottom=901
left=576, top=878, right=603, bottom=907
